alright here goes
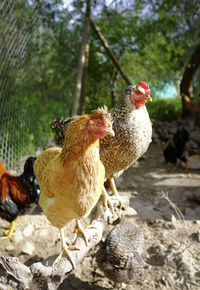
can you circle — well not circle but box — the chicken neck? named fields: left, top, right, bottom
left=60, top=115, right=99, bottom=162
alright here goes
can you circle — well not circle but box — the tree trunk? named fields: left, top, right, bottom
left=180, top=42, right=200, bottom=118
left=180, top=43, right=200, bottom=99
left=110, top=51, right=123, bottom=107
left=90, top=18, right=132, bottom=85
left=80, top=40, right=90, bottom=114
left=71, top=0, right=91, bottom=116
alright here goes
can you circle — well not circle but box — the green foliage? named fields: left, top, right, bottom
left=147, top=97, right=182, bottom=121
left=1, top=0, right=200, bottom=168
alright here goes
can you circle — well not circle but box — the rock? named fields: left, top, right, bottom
left=126, top=285, right=135, bottom=290
left=190, top=231, right=200, bottom=242
left=14, top=230, right=23, bottom=243
left=38, top=229, right=49, bottom=237
left=190, top=131, right=200, bottom=146
left=131, top=190, right=138, bottom=197
left=193, top=189, right=200, bottom=202
left=146, top=245, right=165, bottom=266
left=163, top=222, right=176, bottom=230
left=171, top=214, right=177, bottom=222
left=186, top=140, right=199, bottom=155
left=187, top=155, right=200, bottom=170
left=195, top=271, right=200, bottom=278
left=5, top=245, right=15, bottom=252
left=124, top=206, right=137, bottom=216
left=0, top=257, right=31, bottom=289
left=185, top=208, right=197, bottom=219
left=21, top=241, right=35, bottom=255
left=163, top=212, right=177, bottom=222
left=176, top=252, right=197, bottom=278
left=23, top=224, right=34, bottom=237
left=196, top=231, right=200, bottom=243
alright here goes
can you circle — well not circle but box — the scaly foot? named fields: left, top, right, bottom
left=108, top=177, right=129, bottom=210
left=0, top=218, right=17, bottom=239
left=53, top=228, right=79, bottom=268
left=53, top=245, right=79, bottom=268
left=74, top=220, right=96, bottom=246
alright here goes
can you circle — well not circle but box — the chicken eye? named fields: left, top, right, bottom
left=134, top=89, right=140, bottom=95
left=96, top=119, right=102, bottom=125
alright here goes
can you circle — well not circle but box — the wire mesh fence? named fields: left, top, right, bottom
left=0, top=0, right=41, bottom=169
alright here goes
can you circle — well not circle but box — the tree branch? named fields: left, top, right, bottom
left=0, top=196, right=132, bottom=290
left=90, top=18, right=132, bottom=85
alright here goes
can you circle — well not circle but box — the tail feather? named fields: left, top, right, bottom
left=50, top=116, right=79, bottom=146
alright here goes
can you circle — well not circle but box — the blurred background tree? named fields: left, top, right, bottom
left=0, top=0, right=200, bottom=167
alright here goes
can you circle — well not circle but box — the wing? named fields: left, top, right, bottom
left=0, top=174, right=19, bottom=221
left=0, top=196, right=19, bottom=222
left=1, top=160, right=26, bottom=202
left=33, top=147, right=61, bottom=198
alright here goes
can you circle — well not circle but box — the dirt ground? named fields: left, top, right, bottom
left=0, top=141, right=200, bottom=290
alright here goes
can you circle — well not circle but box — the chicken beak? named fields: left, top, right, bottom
left=146, top=95, right=152, bottom=101
left=104, top=127, right=115, bottom=137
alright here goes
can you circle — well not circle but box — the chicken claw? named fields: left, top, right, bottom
left=53, top=228, right=79, bottom=269
left=74, top=220, right=96, bottom=246
left=108, top=178, right=130, bottom=210
left=1, top=218, right=17, bottom=239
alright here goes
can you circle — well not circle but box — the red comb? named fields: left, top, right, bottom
left=139, top=81, right=150, bottom=95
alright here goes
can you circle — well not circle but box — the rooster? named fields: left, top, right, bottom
left=0, top=156, right=40, bottom=239
left=33, top=107, right=114, bottom=268
left=51, top=82, right=152, bottom=204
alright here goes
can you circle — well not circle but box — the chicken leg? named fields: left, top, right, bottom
left=1, top=217, right=18, bottom=239
left=53, top=228, right=79, bottom=268
left=109, top=177, right=120, bottom=197
left=108, top=177, right=137, bottom=214
left=109, top=177, right=131, bottom=208
left=102, top=186, right=114, bottom=213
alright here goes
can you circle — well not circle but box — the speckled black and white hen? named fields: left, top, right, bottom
left=96, top=219, right=144, bottom=283
left=100, top=82, right=152, bottom=193
left=51, top=82, right=152, bottom=200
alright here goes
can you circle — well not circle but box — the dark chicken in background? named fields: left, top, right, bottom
left=0, top=156, right=40, bottom=239
left=163, top=126, right=190, bottom=172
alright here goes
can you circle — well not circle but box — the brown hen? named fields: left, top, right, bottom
left=33, top=107, right=114, bottom=268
